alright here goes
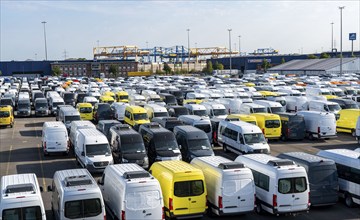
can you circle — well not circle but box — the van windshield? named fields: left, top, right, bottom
left=174, top=180, right=204, bottom=197
left=36, top=103, right=48, bottom=108
left=154, top=139, right=178, bottom=151
left=154, top=112, right=169, bottom=118
left=187, top=139, right=211, bottom=150
left=265, top=120, right=281, bottom=128
left=193, top=110, right=207, bottom=117
left=334, top=91, right=345, bottom=96
left=309, top=167, right=338, bottom=185
left=18, top=103, right=30, bottom=109
left=65, top=115, right=81, bottom=124
left=2, top=206, right=42, bottom=219
left=213, top=109, right=227, bottom=116
left=0, top=111, right=10, bottom=118
left=174, top=108, right=189, bottom=116
left=194, top=124, right=211, bottom=133
left=126, top=190, right=161, bottom=210
left=243, top=133, right=266, bottom=144
left=270, top=107, right=285, bottom=113
left=86, top=144, right=111, bottom=156
left=327, top=104, right=341, bottom=112
left=121, top=135, right=145, bottom=153
left=80, top=107, right=92, bottom=113
left=252, top=108, right=267, bottom=113
left=65, top=199, right=102, bottom=219
left=119, top=95, right=128, bottom=100
left=278, top=177, right=307, bottom=194
left=134, top=113, right=148, bottom=121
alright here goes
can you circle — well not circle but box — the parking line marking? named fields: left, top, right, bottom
left=37, top=143, right=46, bottom=191
left=11, top=121, right=15, bottom=139
left=6, top=145, right=13, bottom=175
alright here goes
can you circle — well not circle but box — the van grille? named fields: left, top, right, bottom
left=93, top=161, right=109, bottom=167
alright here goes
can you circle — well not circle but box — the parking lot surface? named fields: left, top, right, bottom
left=1, top=117, right=359, bottom=220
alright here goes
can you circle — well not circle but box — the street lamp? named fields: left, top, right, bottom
left=238, top=35, right=241, bottom=56
left=41, top=21, right=48, bottom=60
left=339, top=6, right=345, bottom=76
left=187, top=29, right=190, bottom=73
left=228, top=29, right=232, bottom=74
left=330, top=22, right=334, bottom=51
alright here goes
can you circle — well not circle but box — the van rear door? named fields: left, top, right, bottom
left=276, top=176, right=308, bottom=213
left=46, top=130, right=68, bottom=152
left=319, top=116, right=336, bottom=137
left=125, top=185, right=163, bottom=220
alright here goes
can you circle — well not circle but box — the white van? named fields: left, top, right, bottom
left=98, top=164, right=164, bottom=220
left=317, top=149, right=360, bottom=207
left=144, top=103, right=169, bottom=119
left=83, top=96, right=99, bottom=107
left=308, top=100, right=341, bottom=119
left=49, top=169, right=106, bottom=220
left=75, top=128, right=114, bottom=173
left=184, top=104, right=209, bottom=118
left=69, top=120, right=96, bottom=148
left=306, top=87, right=332, bottom=97
left=191, top=156, right=255, bottom=216
left=129, top=94, right=146, bottom=107
left=178, top=115, right=213, bottom=143
left=216, top=98, right=243, bottom=114
left=111, top=102, right=129, bottom=122
left=284, top=96, right=308, bottom=112
left=253, top=100, right=285, bottom=114
left=49, top=96, right=65, bottom=115
left=297, top=111, right=337, bottom=139
left=201, top=102, right=227, bottom=119
left=235, top=154, right=310, bottom=215
left=58, top=106, right=81, bottom=131
left=218, top=120, right=270, bottom=154
left=239, top=103, right=267, bottom=114
left=0, top=173, right=46, bottom=220
left=42, top=121, right=69, bottom=156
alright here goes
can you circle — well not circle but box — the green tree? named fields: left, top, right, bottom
left=52, top=66, right=62, bottom=76
left=307, top=54, right=318, bottom=59
left=155, top=69, right=164, bottom=75
left=203, top=61, right=213, bottom=75
left=261, top=59, right=270, bottom=72
left=109, top=64, right=119, bottom=78
left=281, top=57, right=286, bottom=64
left=0, top=70, right=2, bottom=76
left=163, top=63, right=172, bottom=74
left=320, top=53, right=330, bottom=59
left=213, top=61, right=219, bottom=70
left=217, top=63, right=224, bottom=70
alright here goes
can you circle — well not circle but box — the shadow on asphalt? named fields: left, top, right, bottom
left=19, top=130, right=42, bottom=137
left=24, top=122, right=44, bottom=127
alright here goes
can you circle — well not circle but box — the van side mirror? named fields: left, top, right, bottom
left=81, top=152, right=85, bottom=156
left=40, top=186, right=44, bottom=192
left=47, top=185, right=52, bottom=192
left=178, top=145, right=182, bottom=149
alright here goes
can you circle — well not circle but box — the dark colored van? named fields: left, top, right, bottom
left=278, top=112, right=306, bottom=140
left=93, top=103, right=114, bottom=123
left=17, top=98, right=31, bottom=117
left=76, top=92, right=87, bottom=104
left=278, top=152, right=339, bottom=206
left=109, top=124, right=149, bottom=169
left=168, top=90, right=184, bottom=105
left=139, top=123, right=181, bottom=166
left=62, top=92, right=76, bottom=106
left=34, top=98, right=49, bottom=116
left=159, top=93, right=178, bottom=106
left=328, top=98, right=359, bottom=109
left=167, top=106, right=189, bottom=117
left=173, top=125, right=214, bottom=162
left=96, top=119, right=122, bottom=141
left=151, top=117, right=183, bottom=132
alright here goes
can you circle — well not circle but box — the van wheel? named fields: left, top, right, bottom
left=345, top=193, right=354, bottom=207
left=223, top=144, right=228, bottom=153
left=308, top=133, right=314, bottom=140
left=10, top=122, right=13, bottom=128
left=255, top=202, right=263, bottom=214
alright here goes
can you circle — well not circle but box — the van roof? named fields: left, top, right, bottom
left=126, top=105, right=147, bottom=113
left=109, top=164, right=154, bottom=181
left=78, top=128, right=108, bottom=142
left=241, top=154, right=299, bottom=168
left=194, top=156, right=247, bottom=170
left=1, top=173, right=40, bottom=199
left=154, top=161, right=202, bottom=174
left=174, top=125, right=208, bottom=139
left=55, top=169, right=99, bottom=192
left=278, top=152, right=335, bottom=167
left=43, top=121, right=66, bottom=128
left=319, top=149, right=360, bottom=160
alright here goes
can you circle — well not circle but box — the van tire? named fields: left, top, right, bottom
left=345, top=193, right=354, bottom=207
left=255, top=202, right=263, bottom=214
left=308, top=133, right=314, bottom=140
left=351, top=129, right=356, bottom=137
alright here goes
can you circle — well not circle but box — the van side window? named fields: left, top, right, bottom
left=251, top=169, right=269, bottom=191
left=125, top=110, right=131, bottom=119
left=239, top=134, right=244, bottom=144
left=336, top=163, right=360, bottom=184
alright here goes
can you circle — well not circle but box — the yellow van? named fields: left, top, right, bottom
left=99, top=95, right=115, bottom=105
left=103, top=91, right=116, bottom=100
left=251, top=113, right=281, bottom=139
left=258, top=91, right=279, bottom=97
left=76, top=103, right=93, bottom=120
left=244, top=82, right=255, bottom=87
left=183, top=99, right=203, bottom=105
left=150, top=161, right=207, bottom=219
left=116, top=91, right=129, bottom=103
left=0, top=105, right=14, bottom=128
left=124, top=106, right=150, bottom=129
left=323, top=95, right=338, bottom=100
left=336, top=109, right=360, bottom=135
left=226, top=114, right=258, bottom=126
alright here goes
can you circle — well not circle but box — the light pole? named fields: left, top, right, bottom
left=339, top=6, right=345, bottom=76
left=331, top=22, right=334, bottom=51
left=238, top=35, right=241, bottom=56
left=41, top=21, right=48, bottom=60
left=187, top=29, right=190, bottom=73
left=228, top=29, right=232, bottom=74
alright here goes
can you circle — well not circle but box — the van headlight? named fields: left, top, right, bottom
left=122, top=158, right=128, bottom=163
left=86, top=158, right=93, bottom=165
left=144, top=156, right=149, bottom=164
left=177, top=154, right=182, bottom=160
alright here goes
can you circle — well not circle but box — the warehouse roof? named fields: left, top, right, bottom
left=269, top=58, right=358, bottom=71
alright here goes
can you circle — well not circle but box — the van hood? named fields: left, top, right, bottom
left=248, top=142, right=269, bottom=151
left=156, top=149, right=181, bottom=157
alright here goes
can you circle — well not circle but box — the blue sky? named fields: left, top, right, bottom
left=1, top=1, right=360, bottom=61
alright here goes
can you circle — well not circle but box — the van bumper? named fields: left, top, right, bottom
left=208, top=201, right=253, bottom=216
left=169, top=212, right=205, bottom=219
left=317, top=134, right=337, bottom=139
left=273, top=207, right=310, bottom=216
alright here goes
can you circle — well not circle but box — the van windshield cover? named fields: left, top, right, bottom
left=86, top=144, right=111, bottom=156
left=2, top=206, right=42, bottom=219
left=134, top=113, right=148, bottom=121
left=243, top=133, right=266, bottom=144
left=188, top=139, right=211, bottom=150
left=65, top=198, right=102, bottom=218
left=278, top=177, right=307, bottom=194
left=154, top=133, right=178, bottom=150
left=126, top=190, right=161, bottom=210
left=174, top=180, right=204, bottom=197
left=36, top=103, right=47, bottom=108
left=265, top=120, right=280, bottom=128
left=174, top=108, right=189, bottom=115
left=119, top=95, right=128, bottom=100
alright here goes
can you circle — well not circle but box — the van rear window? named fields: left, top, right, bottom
left=174, top=180, right=204, bottom=197
left=194, top=124, right=211, bottom=133
left=65, top=198, right=102, bottom=219
left=2, top=206, right=42, bottom=220
left=278, top=177, right=307, bottom=194
left=265, top=120, right=280, bottom=128
left=0, top=111, right=10, bottom=118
